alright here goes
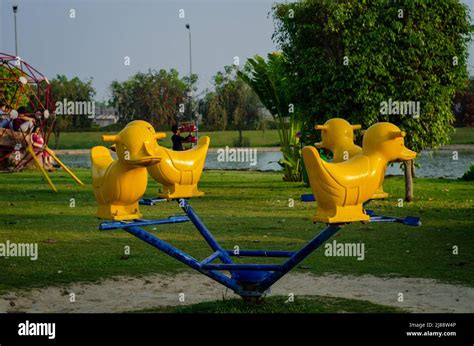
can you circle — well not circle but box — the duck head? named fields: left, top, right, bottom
left=362, top=122, right=417, bottom=162
left=102, top=120, right=164, bottom=166
left=314, top=118, right=361, bottom=150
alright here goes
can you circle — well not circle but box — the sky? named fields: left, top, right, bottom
left=1, top=0, right=474, bottom=100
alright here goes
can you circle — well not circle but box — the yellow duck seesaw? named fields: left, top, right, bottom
left=91, top=120, right=210, bottom=220
left=314, top=118, right=389, bottom=199
left=93, top=120, right=421, bottom=302
left=147, top=135, right=210, bottom=199
left=303, top=122, right=416, bottom=224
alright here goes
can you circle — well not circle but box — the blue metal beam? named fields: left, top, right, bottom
left=124, top=226, right=243, bottom=294
left=300, top=194, right=316, bottom=202
left=226, top=250, right=295, bottom=258
left=99, top=216, right=190, bottom=231
left=201, top=251, right=220, bottom=265
left=256, top=224, right=341, bottom=292
left=201, top=263, right=282, bottom=271
left=178, top=199, right=233, bottom=264
left=139, top=198, right=168, bottom=206
left=366, top=209, right=421, bottom=226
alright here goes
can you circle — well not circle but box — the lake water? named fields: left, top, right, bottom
left=58, top=149, right=474, bottom=179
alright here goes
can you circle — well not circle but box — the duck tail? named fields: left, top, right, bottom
left=194, top=136, right=210, bottom=163
left=91, top=146, right=113, bottom=182
left=197, top=136, right=210, bottom=150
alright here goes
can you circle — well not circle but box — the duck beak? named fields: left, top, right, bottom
left=398, top=147, right=417, bottom=161
left=128, top=156, right=161, bottom=166
left=126, top=141, right=161, bottom=166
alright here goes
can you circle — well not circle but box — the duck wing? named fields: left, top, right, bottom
left=303, top=146, right=345, bottom=200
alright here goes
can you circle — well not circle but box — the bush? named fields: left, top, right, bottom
left=461, top=164, right=474, bottom=181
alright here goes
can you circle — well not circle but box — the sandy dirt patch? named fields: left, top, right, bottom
left=1, top=272, right=472, bottom=313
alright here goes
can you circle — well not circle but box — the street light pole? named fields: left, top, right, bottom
left=186, top=23, right=192, bottom=120
left=13, top=5, right=18, bottom=56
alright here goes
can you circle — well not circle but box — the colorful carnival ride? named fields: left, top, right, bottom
left=0, top=53, right=83, bottom=191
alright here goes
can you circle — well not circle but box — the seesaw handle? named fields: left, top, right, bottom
left=43, top=146, right=85, bottom=186
left=27, top=145, right=58, bottom=192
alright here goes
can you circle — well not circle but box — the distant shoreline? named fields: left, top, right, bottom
left=55, top=144, right=474, bottom=155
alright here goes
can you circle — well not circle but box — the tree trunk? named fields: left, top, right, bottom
left=411, top=160, right=416, bottom=178
left=54, top=130, right=60, bottom=150
left=404, top=160, right=414, bottom=202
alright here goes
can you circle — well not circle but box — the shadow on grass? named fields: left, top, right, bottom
left=135, top=295, right=406, bottom=313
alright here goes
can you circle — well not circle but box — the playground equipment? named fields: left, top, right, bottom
left=0, top=52, right=84, bottom=191
left=315, top=118, right=388, bottom=199
left=303, top=122, right=416, bottom=224
left=315, top=118, right=362, bottom=162
left=91, top=120, right=163, bottom=220
left=95, top=120, right=420, bottom=301
left=147, top=135, right=210, bottom=199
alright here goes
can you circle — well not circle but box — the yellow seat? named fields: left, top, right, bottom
left=315, top=118, right=388, bottom=199
left=303, top=122, right=416, bottom=224
left=91, top=120, right=162, bottom=220
left=148, top=136, right=210, bottom=199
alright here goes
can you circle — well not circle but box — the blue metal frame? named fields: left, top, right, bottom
left=300, top=193, right=316, bottom=202
left=366, top=209, right=421, bottom=226
left=100, top=198, right=342, bottom=298
left=99, top=215, right=190, bottom=231
left=99, top=198, right=420, bottom=298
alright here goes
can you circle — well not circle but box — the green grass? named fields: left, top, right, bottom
left=449, top=127, right=474, bottom=145
left=55, top=130, right=281, bottom=150
left=0, top=169, right=473, bottom=294
left=136, top=296, right=405, bottom=313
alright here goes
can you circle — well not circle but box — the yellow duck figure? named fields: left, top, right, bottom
left=147, top=136, right=210, bottom=199
left=303, top=122, right=416, bottom=224
left=91, top=120, right=163, bottom=220
left=315, top=118, right=362, bottom=162
left=315, top=118, right=389, bottom=199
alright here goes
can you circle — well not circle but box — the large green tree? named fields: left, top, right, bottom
left=50, top=75, right=96, bottom=148
left=110, top=69, right=193, bottom=129
left=273, top=0, right=472, bottom=200
left=199, top=92, right=228, bottom=131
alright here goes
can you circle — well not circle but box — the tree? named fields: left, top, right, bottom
left=273, top=0, right=472, bottom=200
left=239, top=53, right=303, bottom=181
left=0, top=66, right=30, bottom=110
left=200, top=92, right=228, bottom=130
left=182, top=73, right=199, bottom=120
left=50, top=75, right=96, bottom=148
left=211, top=65, right=261, bottom=146
left=110, top=69, right=192, bottom=128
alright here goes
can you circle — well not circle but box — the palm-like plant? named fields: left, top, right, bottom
left=238, top=53, right=302, bottom=181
